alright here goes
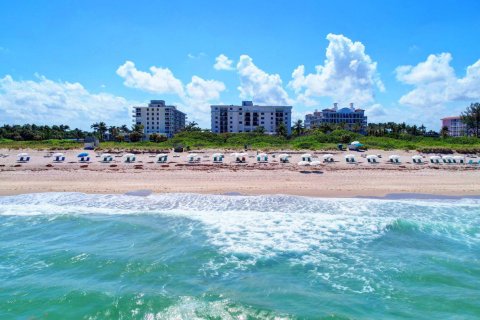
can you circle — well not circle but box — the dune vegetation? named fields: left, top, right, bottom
left=1, top=129, right=480, bottom=154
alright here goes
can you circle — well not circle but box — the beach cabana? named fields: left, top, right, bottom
left=212, top=153, right=224, bottom=163
left=366, top=154, right=379, bottom=163
left=77, top=152, right=90, bottom=162
left=442, top=155, right=454, bottom=164
left=123, top=153, right=136, bottom=163
left=101, top=153, right=113, bottom=163
left=345, top=154, right=356, bottom=163
left=453, top=156, right=465, bottom=164
left=17, top=153, right=30, bottom=162
left=412, top=155, right=424, bottom=164
left=256, top=153, right=268, bottom=163
left=187, top=153, right=201, bottom=163
left=429, top=156, right=441, bottom=164
left=323, top=154, right=334, bottom=163
left=301, top=153, right=312, bottom=162
left=231, top=152, right=247, bottom=163
left=52, top=152, right=65, bottom=162
left=348, top=141, right=364, bottom=151
left=156, top=154, right=168, bottom=163
left=279, top=153, right=290, bottom=163
left=389, top=155, right=401, bottom=163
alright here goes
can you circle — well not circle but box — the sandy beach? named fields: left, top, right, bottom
left=1, top=148, right=479, bottom=197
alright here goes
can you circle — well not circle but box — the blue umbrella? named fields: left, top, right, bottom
left=77, top=152, right=89, bottom=157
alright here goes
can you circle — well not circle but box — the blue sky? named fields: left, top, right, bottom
left=1, top=0, right=480, bottom=130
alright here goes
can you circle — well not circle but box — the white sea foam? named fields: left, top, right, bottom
left=1, top=192, right=479, bottom=293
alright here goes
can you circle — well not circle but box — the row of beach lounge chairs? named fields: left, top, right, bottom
left=10, top=152, right=480, bottom=166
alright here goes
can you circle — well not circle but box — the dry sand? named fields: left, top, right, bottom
left=1, top=148, right=479, bottom=197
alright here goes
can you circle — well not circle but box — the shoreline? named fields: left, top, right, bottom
left=2, top=190, right=480, bottom=201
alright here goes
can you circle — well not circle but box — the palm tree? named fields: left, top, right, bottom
left=461, top=102, right=480, bottom=137
left=120, top=124, right=130, bottom=133
left=91, top=123, right=100, bottom=134
left=108, top=126, right=119, bottom=141
left=440, top=125, right=450, bottom=138
left=293, top=119, right=303, bottom=136
left=98, top=122, right=108, bottom=141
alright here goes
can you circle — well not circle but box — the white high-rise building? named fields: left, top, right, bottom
left=211, top=101, right=292, bottom=135
left=133, top=100, right=186, bottom=138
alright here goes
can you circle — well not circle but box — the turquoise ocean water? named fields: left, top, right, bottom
left=0, top=192, right=479, bottom=319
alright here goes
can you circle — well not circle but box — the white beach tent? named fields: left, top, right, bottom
left=345, top=154, right=356, bottom=163
left=323, top=154, right=334, bottom=163
left=17, top=152, right=30, bottom=162
left=77, top=152, right=90, bottom=162
left=156, top=153, right=168, bottom=163
left=279, top=153, right=290, bottom=163
left=187, top=153, right=201, bottom=163
left=366, top=154, right=379, bottom=163
left=453, top=155, right=465, bottom=164
left=212, top=153, right=224, bottom=163
left=123, top=153, right=136, bottom=163
left=101, top=153, right=113, bottom=163
left=52, top=152, right=65, bottom=162
left=389, top=155, right=401, bottom=163
left=256, top=153, right=268, bottom=163
left=429, top=155, right=441, bottom=164
left=412, top=155, right=424, bottom=164
left=442, top=155, right=454, bottom=164
left=231, top=152, right=247, bottom=163
left=301, top=153, right=312, bottom=162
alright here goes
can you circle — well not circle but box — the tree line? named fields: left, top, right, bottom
left=1, top=102, right=479, bottom=141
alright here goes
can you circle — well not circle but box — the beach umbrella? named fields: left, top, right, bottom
left=78, top=152, right=89, bottom=157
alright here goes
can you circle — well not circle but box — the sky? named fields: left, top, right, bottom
left=1, top=0, right=480, bottom=131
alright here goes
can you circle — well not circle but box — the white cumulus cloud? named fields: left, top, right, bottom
left=396, top=53, right=480, bottom=108
left=213, top=54, right=234, bottom=71
left=289, top=33, right=384, bottom=106
left=116, top=60, right=185, bottom=97
left=236, top=54, right=291, bottom=105
left=116, top=60, right=226, bottom=126
left=0, top=74, right=132, bottom=129
left=186, top=76, right=225, bottom=102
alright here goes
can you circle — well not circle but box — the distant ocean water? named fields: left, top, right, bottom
left=1, top=193, right=479, bottom=319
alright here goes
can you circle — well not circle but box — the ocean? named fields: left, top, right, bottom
left=0, top=192, right=479, bottom=319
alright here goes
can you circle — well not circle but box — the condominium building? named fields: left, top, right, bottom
left=441, top=116, right=468, bottom=137
left=305, top=103, right=367, bottom=133
left=211, top=101, right=292, bottom=135
left=133, top=100, right=186, bottom=138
